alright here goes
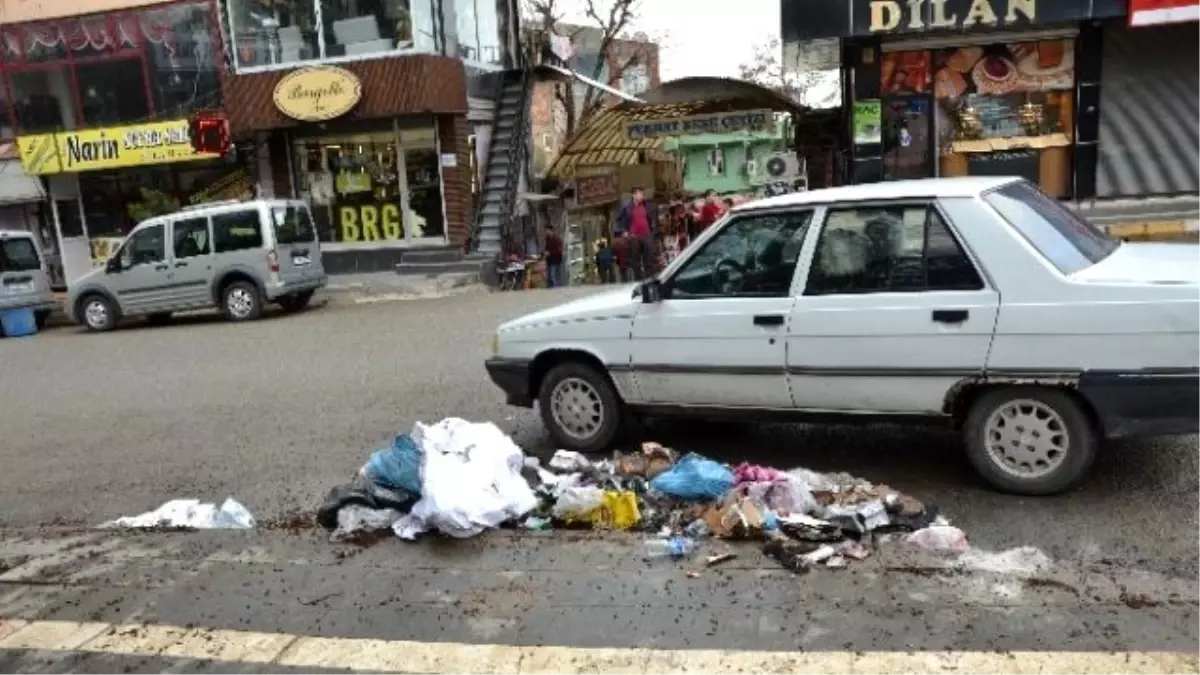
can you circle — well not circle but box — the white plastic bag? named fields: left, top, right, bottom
left=101, top=497, right=255, bottom=530
left=331, top=506, right=402, bottom=542
left=905, top=525, right=969, bottom=552
left=393, top=418, right=538, bottom=540
left=551, top=486, right=604, bottom=520
left=548, top=450, right=591, bottom=472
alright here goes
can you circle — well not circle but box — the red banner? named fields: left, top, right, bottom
left=1129, top=0, right=1200, bottom=26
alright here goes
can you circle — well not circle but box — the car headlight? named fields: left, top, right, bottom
left=488, top=333, right=499, bottom=356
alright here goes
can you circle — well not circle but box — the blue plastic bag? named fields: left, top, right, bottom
left=364, top=435, right=423, bottom=494
left=649, top=453, right=734, bottom=501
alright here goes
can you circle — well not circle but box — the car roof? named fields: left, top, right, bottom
left=737, top=176, right=1021, bottom=212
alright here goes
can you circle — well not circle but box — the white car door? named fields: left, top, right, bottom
left=787, top=201, right=999, bottom=414
left=630, top=209, right=814, bottom=408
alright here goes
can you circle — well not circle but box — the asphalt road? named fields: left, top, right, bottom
left=0, top=287, right=1196, bottom=658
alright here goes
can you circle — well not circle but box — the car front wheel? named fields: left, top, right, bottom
left=538, top=361, right=622, bottom=453
left=963, top=386, right=1097, bottom=496
left=79, top=295, right=117, bottom=332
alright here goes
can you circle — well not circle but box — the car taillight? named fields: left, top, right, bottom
left=267, top=248, right=280, bottom=272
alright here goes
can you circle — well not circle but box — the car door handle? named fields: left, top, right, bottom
left=753, top=314, right=785, bottom=327
left=174, top=261, right=188, bottom=268
left=932, top=309, right=969, bottom=324
left=153, top=263, right=169, bottom=271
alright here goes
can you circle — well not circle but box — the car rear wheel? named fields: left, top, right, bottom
left=963, top=386, right=1097, bottom=496
left=538, top=361, right=622, bottom=453
left=34, top=310, right=51, bottom=330
left=79, top=295, right=117, bottom=332
left=222, top=281, right=262, bottom=322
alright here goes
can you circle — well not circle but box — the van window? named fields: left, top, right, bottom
left=272, top=205, right=316, bottom=245
left=0, top=237, right=40, bottom=272
left=212, top=210, right=264, bottom=253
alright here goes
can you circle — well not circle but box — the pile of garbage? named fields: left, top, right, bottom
left=317, top=418, right=968, bottom=573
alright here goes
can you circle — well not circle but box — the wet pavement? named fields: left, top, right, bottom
left=0, top=286, right=1196, bottom=659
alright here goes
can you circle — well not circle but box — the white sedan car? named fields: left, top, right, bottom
left=486, top=177, right=1198, bottom=495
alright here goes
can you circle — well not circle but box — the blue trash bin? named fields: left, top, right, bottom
left=0, top=308, right=37, bottom=337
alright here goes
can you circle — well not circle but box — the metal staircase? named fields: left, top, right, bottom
left=473, top=69, right=531, bottom=255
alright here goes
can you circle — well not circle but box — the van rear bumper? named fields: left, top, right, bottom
left=267, top=277, right=327, bottom=299
left=1078, top=368, right=1200, bottom=439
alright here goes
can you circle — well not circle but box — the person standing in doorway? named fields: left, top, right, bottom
left=594, top=238, right=615, bottom=284
left=544, top=225, right=564, bottom=288
left=615, top=186, right=658, bottom=281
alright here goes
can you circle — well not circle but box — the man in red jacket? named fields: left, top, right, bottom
left=695, top=189, right=724, bottom=234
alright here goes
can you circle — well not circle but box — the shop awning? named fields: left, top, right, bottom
left=545, top=77, right=806, bottom=180
left=0, top=143, right=46, bottom=205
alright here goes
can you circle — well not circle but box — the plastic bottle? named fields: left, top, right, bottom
left=643, top=536, right=696, bottom=560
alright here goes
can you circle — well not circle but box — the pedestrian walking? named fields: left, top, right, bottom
left=613, top=232, right=632, bottom=282
left=594, top=238, right=616, bottom=284
left=544, top=225, right=564, bottom=288
left=614, top=186, right=658, bottom=281
left=695, top=189, right=723, bottom=235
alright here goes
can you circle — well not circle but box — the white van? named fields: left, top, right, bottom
left=67, top=199, right=328, bottom=332
left=0, top=229, right=57, bottom=331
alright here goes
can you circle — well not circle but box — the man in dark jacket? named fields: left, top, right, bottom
left=614, top=187, right=658, bottom=280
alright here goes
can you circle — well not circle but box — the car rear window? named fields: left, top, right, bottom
left=983, top=181, right=1118, bottom=274
left=0, top=237, right=40, bottom=272
left=272, top=205, right=316, bottom=245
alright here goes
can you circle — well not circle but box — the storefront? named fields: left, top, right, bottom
left=0, top=0, right=231, bottom=284
left=220, top=56, right=474, bottom=274
left=782, top=0, right=1134, bottom=200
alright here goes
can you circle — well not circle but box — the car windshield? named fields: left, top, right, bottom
left=983, top=181, right=1119, bottom=275
left=0, top=237, right=40, bottom=272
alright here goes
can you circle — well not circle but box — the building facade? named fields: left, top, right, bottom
left=664, top=128, right=787, bottom=197
left=1, top=0, right=229, bottom=285
left=0, top=0, right=523, bottom=284
left=781, top=0, right=1199, bottom=201
left=529, top=27, right=660, bottom=177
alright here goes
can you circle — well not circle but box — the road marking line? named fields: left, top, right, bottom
left=0, top=620, right=1194, bottom=673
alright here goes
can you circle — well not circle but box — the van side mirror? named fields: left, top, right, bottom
left=640, top=279, right=662, bottom=304
left=105, top=258, right=121, bottom=274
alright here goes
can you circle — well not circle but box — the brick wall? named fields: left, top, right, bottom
left=438, top=114, right=473, bottom=249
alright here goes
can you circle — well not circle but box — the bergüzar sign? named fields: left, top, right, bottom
left=273, top=66, right=363, bottom=122
left=625, top=110, right=775, bottom=141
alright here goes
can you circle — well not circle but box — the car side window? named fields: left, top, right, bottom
left=212, top=210, right=264, bottom=253
left=805, top=204, right=983, bottom=295
left=172, top=217, right=211, bottom=260
left=667, top=211, right=813, bottom=299
left=119, top=224, right=165, bottom=269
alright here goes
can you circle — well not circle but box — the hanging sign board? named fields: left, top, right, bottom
left=1129, top=0, right=1200, bottom=25
left=625, top=109, right=775, bottom=141
left=273, top=66, right=363, bottom=122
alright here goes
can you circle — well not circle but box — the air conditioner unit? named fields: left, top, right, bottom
left=744, top=158, right=760, bottom=181
left=763, top=152, right=801, bottom=182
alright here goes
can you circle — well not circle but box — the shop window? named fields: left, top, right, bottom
left=228, top=0, right=437, bottom=68
left=76, top=59, right=151, bottom=127
left=20, top=23, right=70, bottom=63
left=930, top=39, right=1076, bottom=197
left=172, top=217, right=211, bottom=258
left=0, top=80, right=12, bottom=140
left=668, top=212, right=812, bottom=299
left=9, top=67, right=76, bottom=133
left=293, top=129, right=404, bottom=243
left=806, top=204, right=982, bottom=296
left=79, top=173, right=125, bottom=237
left=142, top=2, right=223, bottom=116
left=213, top=210, right=264, bottom=252
left=456, top=0, right=502, bottom=65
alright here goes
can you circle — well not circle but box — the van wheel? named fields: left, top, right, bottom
left=79, top=294, right=117, bottom=332
left=34, top=310, right=51, bottom=330
left=537, top=361, right=622, bottom=453
left=278, top=290, right=314, bottom=313
left=963, top=387, right=1097, bottom=496
left=146, top=312, right=172, bottom=326
left=222, top=281, right=262, bottom=322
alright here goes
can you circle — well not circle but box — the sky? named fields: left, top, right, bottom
left=557, top=0, right=782, bottom=81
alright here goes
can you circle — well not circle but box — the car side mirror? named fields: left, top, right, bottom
left=640, top=279, right=662, bottom=304
left=105, top=257, right=121, bottom=274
